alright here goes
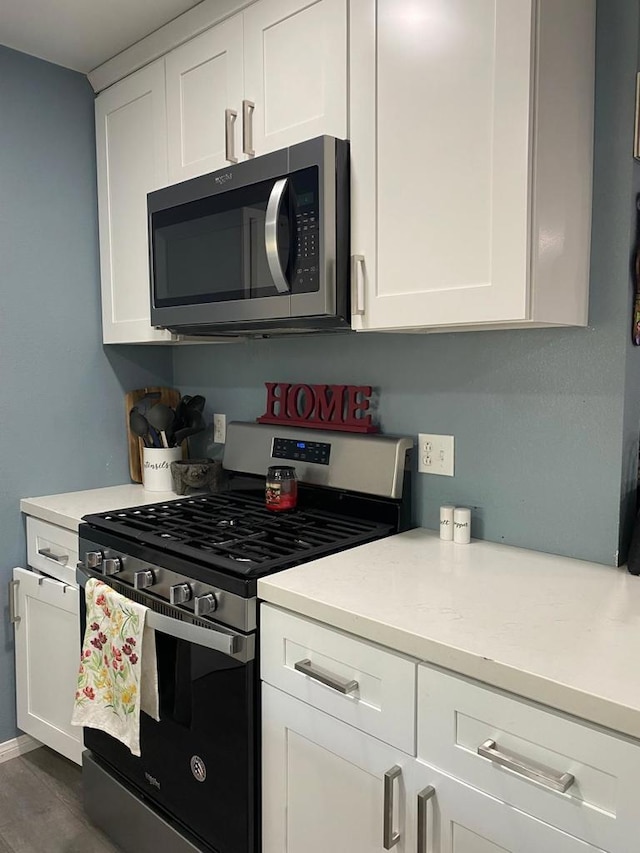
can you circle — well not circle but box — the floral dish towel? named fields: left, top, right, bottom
left=71, top=578, right=159, bottom=756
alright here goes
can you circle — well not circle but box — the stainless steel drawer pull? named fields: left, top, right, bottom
left=38, top=547, right=69, bottom=565
left=383, top=765, right=402, bottom=849
left=477, top=739, right=575, bottom=794
left=8, top=579, right=20, bottom=625
left=225, top=108, right=238, bottom=164
left=242, top=99, right=255, bottom=157
left=417, top=786, right=435, bottom=853
left=294, top=658, right=359, bottom=695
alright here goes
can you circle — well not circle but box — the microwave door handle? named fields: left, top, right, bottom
left=265, top=177, right=290, bottom=294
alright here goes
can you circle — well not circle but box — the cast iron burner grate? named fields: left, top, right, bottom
left=83, top=492, right=392, bottom=578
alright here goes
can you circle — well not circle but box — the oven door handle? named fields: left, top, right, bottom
left=265, top=177, right=290, bottom=294
left=77, top=568, right=254, bottom=662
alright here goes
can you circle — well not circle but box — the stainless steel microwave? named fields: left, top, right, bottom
left=148, top=136, right=350, bottom=337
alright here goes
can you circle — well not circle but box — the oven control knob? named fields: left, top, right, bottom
left=170, top=583, right=192, bottom=605
left=194, top=594, right=218, bottom=617
left=134, top=570, right=155, bottom=590
left=102, top=558, right=122, bottom=576
left=85, top=551, right=103, bottom=570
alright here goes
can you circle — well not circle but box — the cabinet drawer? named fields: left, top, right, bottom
left=261, top=605, right=417, bottom=753
left=412, top=760, right=606, bottom=853
left=418, top=664, right=637, bottom=852
left=27, top=517, right=78, bottom=586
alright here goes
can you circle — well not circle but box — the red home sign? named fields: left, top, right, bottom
left=257, top=383, right=378, bottom=433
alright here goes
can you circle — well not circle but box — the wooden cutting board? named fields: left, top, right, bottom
left=125, top=387, right=181, bottom=483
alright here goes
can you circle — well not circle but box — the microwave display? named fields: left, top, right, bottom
left=152, top=167, right=320, bottom=308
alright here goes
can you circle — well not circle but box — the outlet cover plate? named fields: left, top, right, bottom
left=213, top=413, right=226, bottom=444
left=418, top=433, right=454, bottom=476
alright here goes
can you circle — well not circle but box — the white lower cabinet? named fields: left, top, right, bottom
left=409, top=762, right=605, bottom=853
left=261, top=605, right=626, bottom=852
left=262, top=684, right=604, bottom=853
left=262, top=683, right=413, bottom=853
left=11, top=567, right=82, bottom=765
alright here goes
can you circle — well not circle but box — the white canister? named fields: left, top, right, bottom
left=143, top=446, right=182, bottom=492
left=439, top=505, right=455, bottom=541
left=453, top=507, right=471, bottom=544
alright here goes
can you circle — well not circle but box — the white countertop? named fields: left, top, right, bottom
left=20, top=484, right=178, bottom=530
left=259, top=528, right=640, bottom=740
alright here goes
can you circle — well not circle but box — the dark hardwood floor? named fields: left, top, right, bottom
left=0, top=747, right=121, bottom=852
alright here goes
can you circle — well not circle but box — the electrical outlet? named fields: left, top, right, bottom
left=213, top=413, right=227, bottom=444
left=418, top=433, right=454, bottom=476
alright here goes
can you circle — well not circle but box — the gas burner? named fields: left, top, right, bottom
left=83, top=491, right=394, bottom=579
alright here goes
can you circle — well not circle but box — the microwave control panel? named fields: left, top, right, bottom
left=294, top=208, right=319, bottom=291
left=272, top=437, right=331, bottom=465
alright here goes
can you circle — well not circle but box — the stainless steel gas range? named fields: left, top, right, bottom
left=76, top=422, right=413, bottom=853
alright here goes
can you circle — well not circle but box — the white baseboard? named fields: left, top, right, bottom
left=0, top=734, right=41, bottom=764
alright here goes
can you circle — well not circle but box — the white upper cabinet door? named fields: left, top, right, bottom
left=96, top=60, right=172, bottom=344
left=243, top=0, right=347, bottom=156
left=351, top=0, right=533, bottom=331
left=350, top=0, right=595, bottom=332
left=166, top=16, right=245, bottom=181
left=12, top=568, right=82, bottom=765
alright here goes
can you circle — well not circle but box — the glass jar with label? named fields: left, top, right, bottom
left=265, top=466, right=298, bottom=512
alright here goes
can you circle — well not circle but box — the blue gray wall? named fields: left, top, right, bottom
left=1, top=0, right=638, bottom=747
left=175, top=0, right=640, bottom=569
left=0, top=47, right=172, bottom=744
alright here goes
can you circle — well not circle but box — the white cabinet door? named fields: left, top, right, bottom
left=262, top=683, right=412, bottom=853
left=408, top=761, right=606, bottom=853
left=243, top=0, right=347, bottom=156
left=350, top=0, right=594, bottom=332
left=12, top=568, right=82, bottom=765
left=351, top=0, right=533, bottom=331
left=96, top=60, right=172, bottom=344
left=166, top=16, right=244, bottom=181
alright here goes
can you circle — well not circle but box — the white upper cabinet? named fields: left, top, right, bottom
left=96, top=60, right=172, bottom=344
left=350, top=0, right=596, bottom=332
left=95, top=0, right=348, bottom=343
left=166, top=16, right=245, bottom=182
left=243, top=0, right=347, bottom=155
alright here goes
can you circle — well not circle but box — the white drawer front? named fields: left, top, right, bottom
left=27, top=517, right=78, bottom=586
left=261, top=604, right=417, bottom=753
left=418, top=664, right=638, bottom=852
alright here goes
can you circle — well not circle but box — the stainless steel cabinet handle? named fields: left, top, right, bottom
left=477, top=739, right=575, bottom=794
left=37, top=547, right=69, bottom=565
left=417, top=786, right=435, bottom=853
left=383, top=765, right=402, bottom=849
left=265, top=177, right=290, bottom=294
left=8, top=579, right=20, bottom=625
left=294, top=658, right=359, bottom=694
left=242, top=99, right=255, bottom=157
left=351, top=254, right=366, bottom=315
left=225, top=108, right=238, bottom=164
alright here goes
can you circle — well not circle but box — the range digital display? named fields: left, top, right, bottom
left=272, top=437, right=331, bottom=465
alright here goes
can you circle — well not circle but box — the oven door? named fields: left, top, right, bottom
left=149, top=136, right=346, bottom=333
left=78, top=570, right=257, bottom=853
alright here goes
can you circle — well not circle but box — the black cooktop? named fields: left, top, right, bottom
left=82, top=492, right=393, bottom=578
